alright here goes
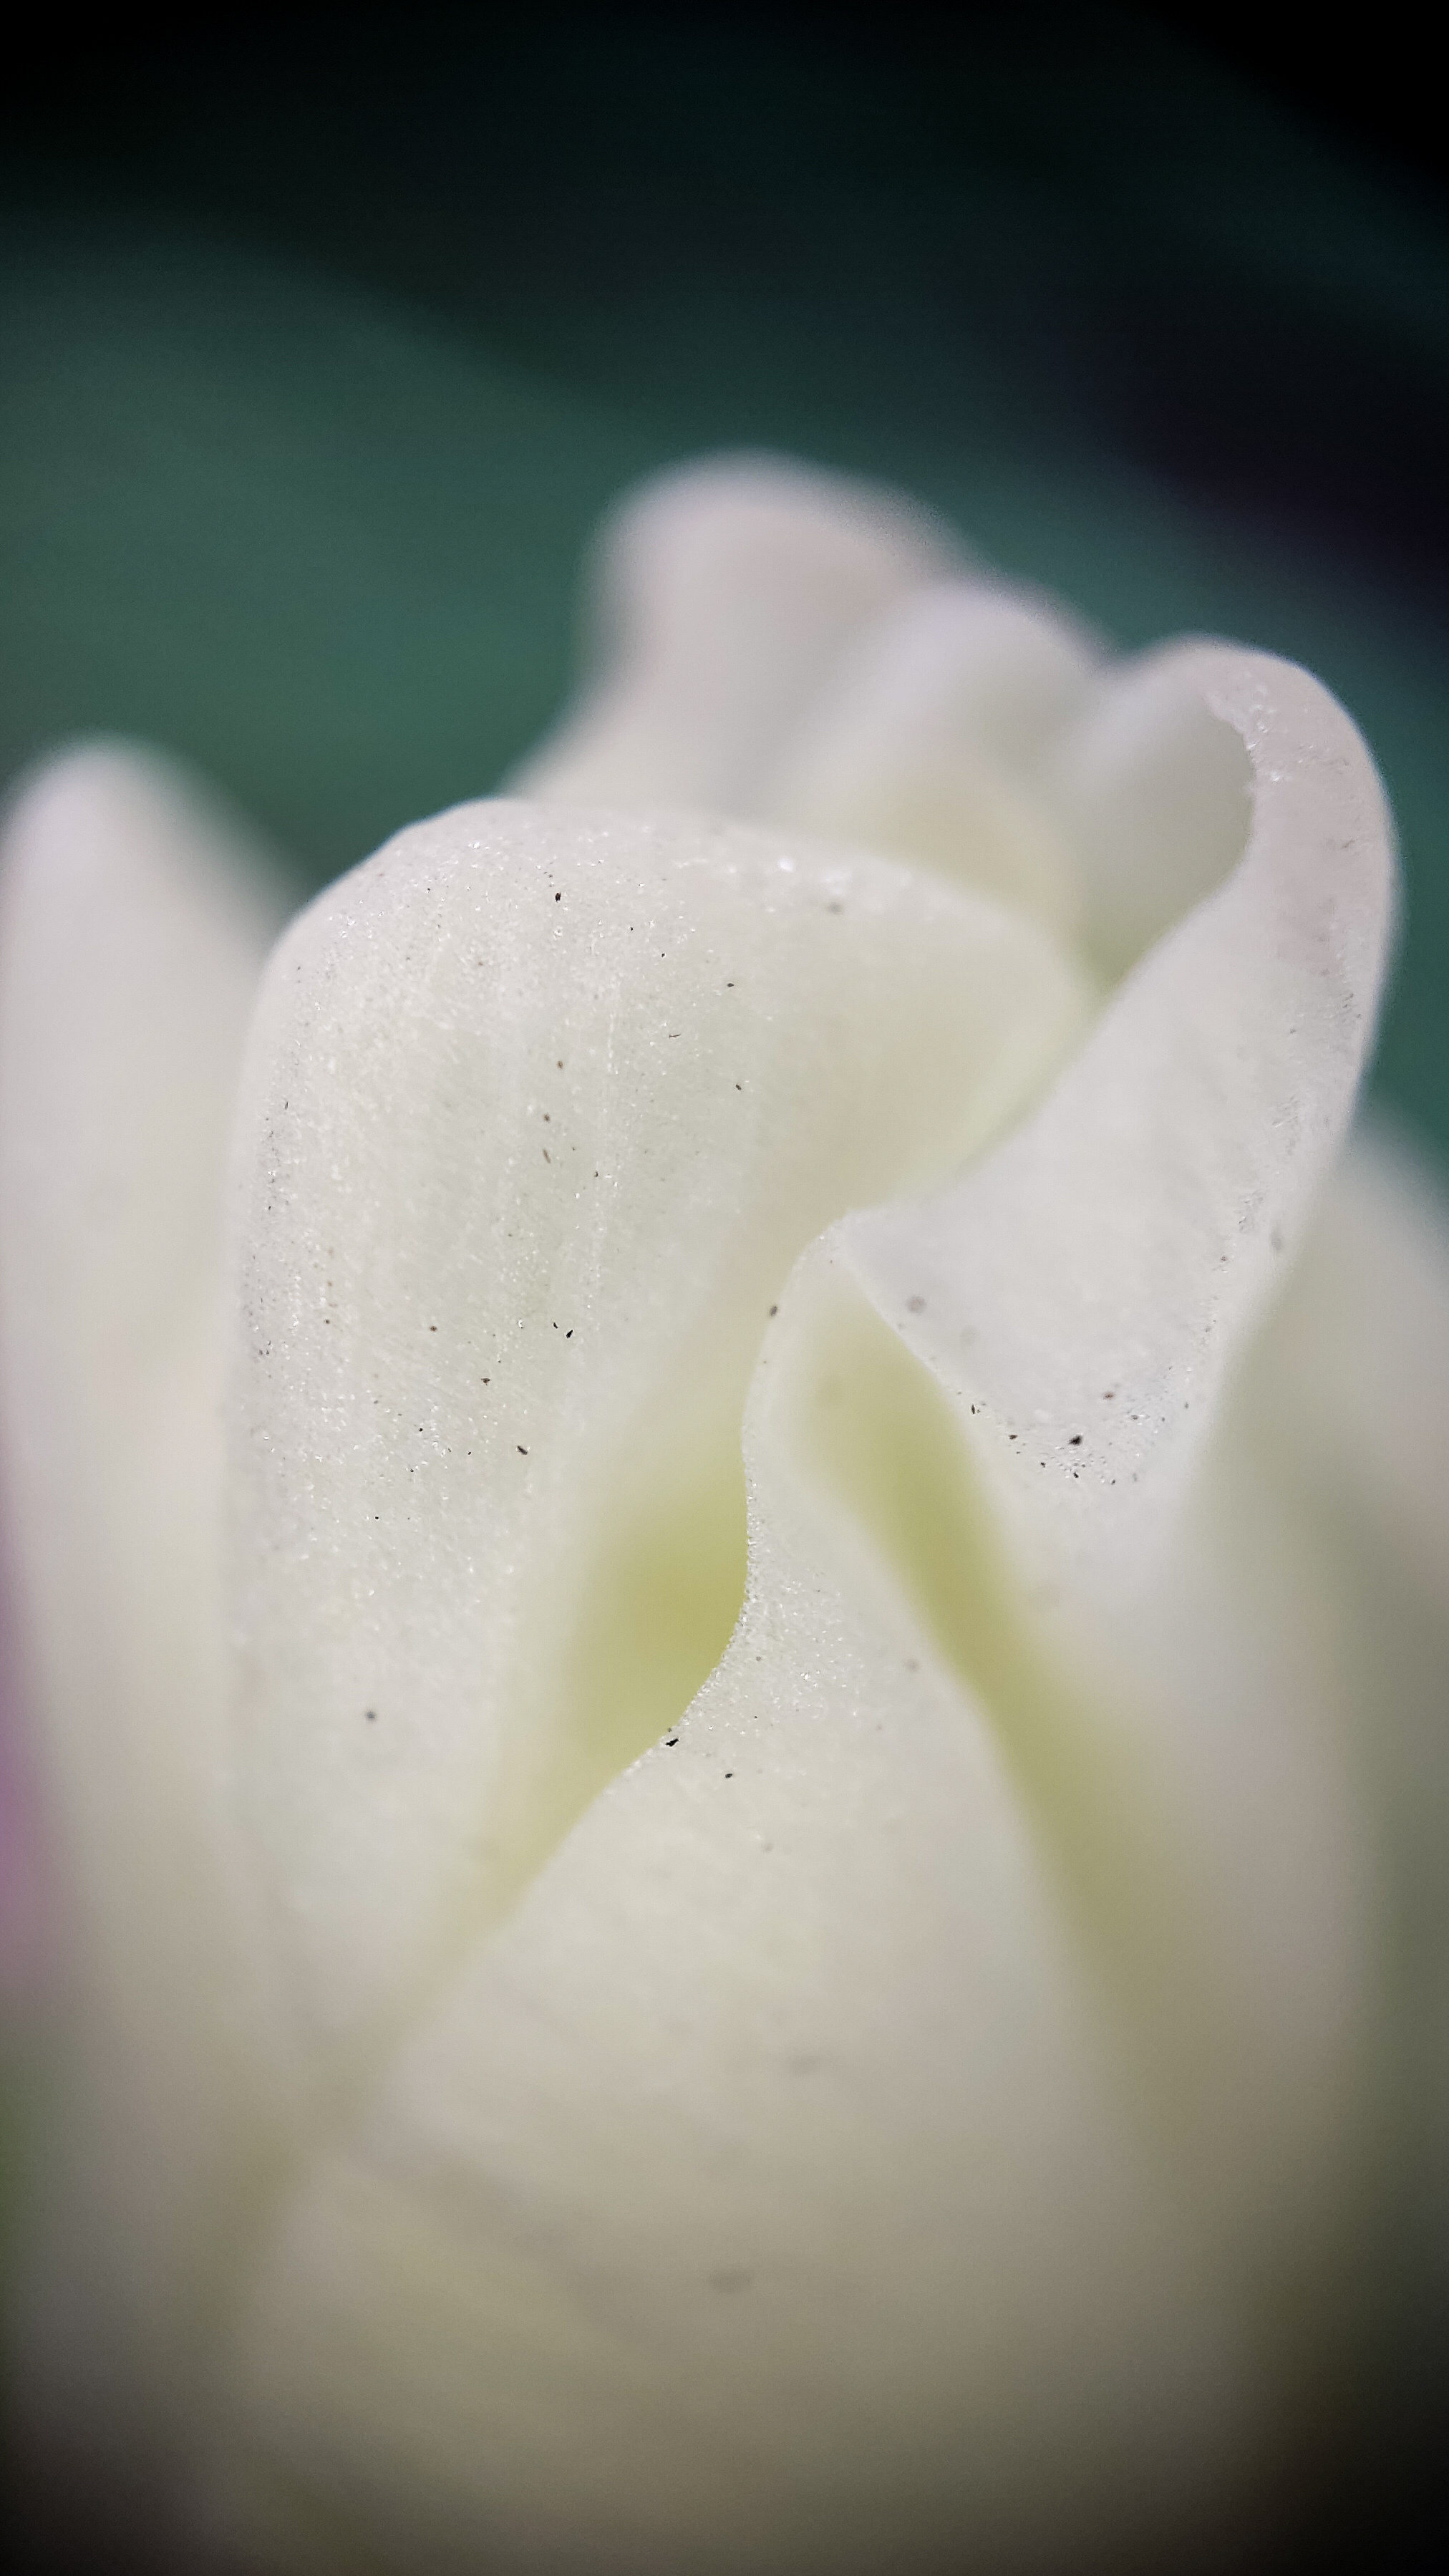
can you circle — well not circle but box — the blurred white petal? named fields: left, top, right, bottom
left=0, top=746, right=291, bottom=2479
left=195, top=646, right=1397, bottom=2571
left=508, top=457, right=954, bottom=811
left=761, top=579, right=1100, bottom=939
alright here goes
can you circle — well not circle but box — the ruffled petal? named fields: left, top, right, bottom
left=841, top=644, right=1396, bottom=1602
left=225, top=801, right=1087, bottom=2071
left=200, top=1432, right=1257, bottom=2575
left=193, top=654, right=1395, bottom=2571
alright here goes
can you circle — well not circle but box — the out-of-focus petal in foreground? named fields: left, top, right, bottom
left=0, top=748, right=293, bottom=2516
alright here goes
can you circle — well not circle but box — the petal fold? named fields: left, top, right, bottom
left=225, top=800, right=1087, bottom=2069
left=841, top=645, right=1397, bottom=1602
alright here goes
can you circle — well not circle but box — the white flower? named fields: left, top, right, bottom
left=2, top=457, right=1448, bottom=2572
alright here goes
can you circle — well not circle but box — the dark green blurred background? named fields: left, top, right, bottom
left=2, top=5, right=1447, bottom=1148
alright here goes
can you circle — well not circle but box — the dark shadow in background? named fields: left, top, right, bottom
left=4, top=2, right=1448, bottom=1143
left=2, top=8, right=1448, bottom=2569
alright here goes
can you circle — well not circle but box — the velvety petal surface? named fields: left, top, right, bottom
left=1239, top=1123, right=1449, bottom=2358
left=226, top=801, right=1087, bottom=2075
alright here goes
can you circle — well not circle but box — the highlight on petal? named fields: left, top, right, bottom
left=0, top=747, right=291, bottom=2482
left=226, top=800, right=1089, bottom=2073
left=776, top=640, right=1400, bottom=2364
left=507, top=455, right=955, bottom=811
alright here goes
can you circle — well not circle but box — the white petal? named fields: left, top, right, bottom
left=193, top=664, right=1399, bottom=2572
left=0, top=747, right=291, bottom=2472
left=798, top=644, right=1400, bottom=2338
left=840, top=644, right=1397, bottom=1602
left=1045, top=644, right=1261, bottom=977
left=203, top=1440, right=1261, bottom=2575
left=1250, top=1119, right=1449, bottom=1618
left=506, top=457, right=954, bottom=811
left=197, top=1175, right=1375, bottom=2575
left=226, top=800, right=1088, bottom=2073
left=760, top=579, right=1101, bottom=939
left=1239, top=1121, right=1449, bottom=2330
